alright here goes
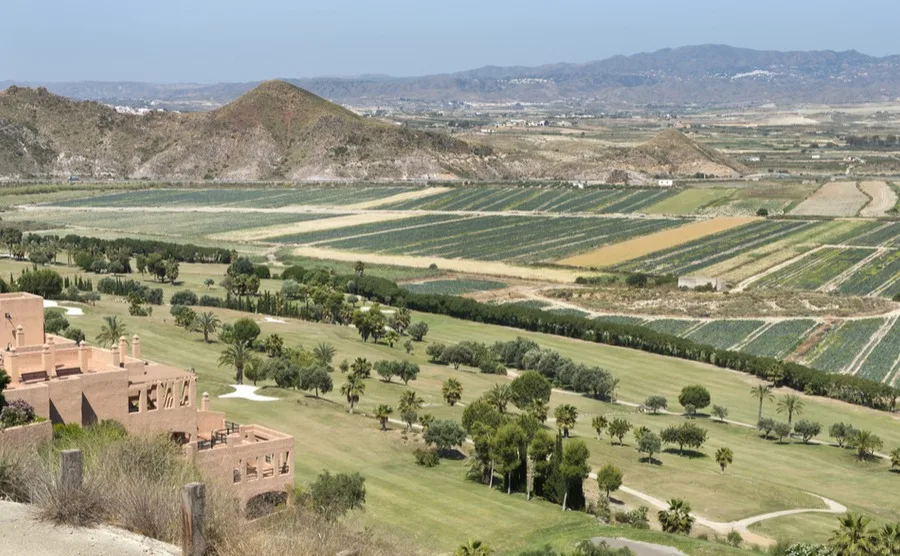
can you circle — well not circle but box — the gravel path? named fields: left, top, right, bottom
left=0, top=501, right=179, bottom=556
left=590, top=537, right=686, bottom=556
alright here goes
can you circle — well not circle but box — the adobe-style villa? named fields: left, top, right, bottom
left=0, top=292, right=294, bottom=505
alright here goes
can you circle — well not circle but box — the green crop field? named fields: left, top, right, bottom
left=753, top=247, right=876, bottom=291
left=685, top=320, right=766, bottom=350
left=496, top=300, right=551, bottom=310
left=401, top=279, right=507, bottom=295
left=855, top=318, right=900, bottom=383
left=273, top=214, right=682, bottom=263
left=46, top=186, right=414, bottom=208
left=383, top=186, right=677, bottom=213
left=644, top=319, right=701, bottom=336
left=3, top=209, right=332, bottom=239
left=615, top=220, right=816, bottom=275
left=740, top=320, right=818, bottom=359
left=849, top=221, right=900, bottom=247
left=643, top=188, right=735, bottom=215
left=837, top=249, right=900, bottom=298
left=594, top=315, right=647, bottom=326
left=806, top=318, right=886, bottom=373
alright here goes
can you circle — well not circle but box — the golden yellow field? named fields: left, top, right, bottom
left=557, top=216, right=758, bottom=267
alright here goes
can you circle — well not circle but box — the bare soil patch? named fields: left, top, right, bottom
left=859, top=181, right=898, bottom=217
left=343, top=187, right=451, bottom=209
left=211, top=212, right=414, bottom=242
left=557, top=216, right=757, bottom=267
left=791, top=181, right=869, bottom=217
left=291, top=246, right=592, bottom=282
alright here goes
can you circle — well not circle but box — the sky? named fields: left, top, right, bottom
left=2, top=0, right=898, bottom=83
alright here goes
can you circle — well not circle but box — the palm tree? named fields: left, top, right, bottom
left=591, top=415, right=608, bottom=439
left=715, top=447, right=734, bottom=473
left=749, top=384, right=774, bottom=422
left=340, top=374, right=366, bottom=414
left=192, top=311, right=220, bottom=343
left=95, top=315, right=127, bottom=347
left=350, top=357, right=372, bottom=378
left=454, top=539, right=493, bottom=556
left=313, top=342, right=336, bottom=365
left=442, top=378, right=463, bottom=406
left=849, top=429, right=883, bottom=461
left=878, top=522, right=900, bottom=555
left=553, top=404, right=578, bottom=438
left=890, top=447, right=900, bottom=470
left=484, top=383, right=512, bottom=413
left=399, top=390, right=423, bottom=413
left=828, top=513, right=878, bottom=555
left=218, top=342, right=254, bottom=385
left=419, top=413, right=434, bottom=430
left=776, top=394, right=804, bottom=427
left=657, top=499, right=695, bottom=535
left=374, top=404, right=393, bottom=431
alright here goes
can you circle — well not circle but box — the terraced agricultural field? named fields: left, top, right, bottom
left=615, top=219, right=815, bottom=275
left=274, top=214, right=682, bottom=264
left=753, top=247, right=876, bottom=291
left=685, top=319, right=766, bottom=350
left=5, top=209, right=331, bottom=238
left=740, top=320, right=818, bottom=358
left=855, top=317, right=900, bottom=383
left=401, top=279, right=507, bottom=295
left=806, top=318, right=886, bottom=373
left=383, top=186, right=676, bottom=213
left=47, top=186, right=414, bottom=208
left=836, top=249, right=900, bottom=298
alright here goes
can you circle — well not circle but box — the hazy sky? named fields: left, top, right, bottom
left=2, top=0, right=898, bottom=83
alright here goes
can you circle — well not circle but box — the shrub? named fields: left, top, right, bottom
left=793, top=420, right=822, bottom=443
left=758, top=417, right=776, bottom=439
left=17, top=269, right=63, bottom=298
left=62, top=327, right=86, bottom=344
left=307, top=471, right=366, bottom=521
left=644, top=395, right=667, bottom=414
left=407, top=321, right=429, bottom=341
left=426, top=342, right=446, bottom=362
left=413, top=447, right=440, bottom=467
left=254, top=265, right=271, bottom=279
left=0, top=399, right=35, bottom=428
left=614, top=505, right=649, bottom=529
left=169, top=290, right=198, bottom=306
left=44, top=309, right=69, bottom=334
left=423, top=420, right=466, bottom=455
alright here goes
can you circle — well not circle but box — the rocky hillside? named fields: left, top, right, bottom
left=619, top=130, right=747, bottom=177
left=0, top=81, right=502, bottom=180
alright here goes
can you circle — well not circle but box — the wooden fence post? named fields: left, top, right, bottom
left=60, top=449, right=82, bottom=490
left=182, top=482, right=207, bottom=556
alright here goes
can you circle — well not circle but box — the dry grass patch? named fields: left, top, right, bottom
left=292, top=246, right=591, bottom=282
left=859, top=181, right=898, bottom=217
left=791, top=181, right=869, bottom=216
left=211, top=212, right=414, bottom=242
left=557, top=216, right=757, bottom=267
left=343, top=187, right=451, bottom=209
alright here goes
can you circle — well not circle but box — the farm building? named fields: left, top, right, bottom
left=658, top=179, right=674, bottom=186
left=678, top=276, right=728, bottom=291
left=0, top=292, right=294, bottom=505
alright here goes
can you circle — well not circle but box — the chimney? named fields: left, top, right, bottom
left=131, top=335, right=141, bottom=360
left=47, top=336, right=56, bottom=372
left=15, top=326, right=24, bottom=348
left=201, top=392, right=210, bottom=412
left=78, top=343, right=89, bottom=373
left=118, top=336, right=128, bottom=360
left=111, top=346, right=120, bottom=368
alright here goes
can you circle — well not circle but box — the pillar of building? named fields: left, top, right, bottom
left=139, top=387, right=147, bottom=413
left=111, top=346, right=120, bottom=368
left=47, top=337, right=56, bottom=372
left=189, top=377, right=197, bottom=408
left=41, top=344, right=53, bottom=376
left=201, top=392, right=210, bottom=411
left=78, top=344, right=88, bottom=373
left=15, top=326, right=24, bottom=348
left=131, top=335, right=141, bottom=360
left=118, top=336, right=127, bottom=360
left=5, top=347, right=18, bottom=383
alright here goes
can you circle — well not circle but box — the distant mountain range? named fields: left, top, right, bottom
left=3, top=45, right=900, bottom=109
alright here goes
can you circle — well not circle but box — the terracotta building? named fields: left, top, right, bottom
left=1, top=292, right=294, bottom=504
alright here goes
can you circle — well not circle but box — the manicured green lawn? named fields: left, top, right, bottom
left=7, top=256, right=899, bottom=550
